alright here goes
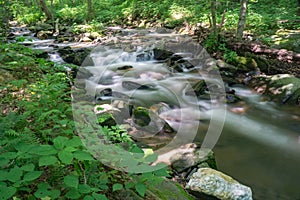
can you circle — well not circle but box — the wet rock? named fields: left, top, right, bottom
left=31, top=22, right=53, bottom=32
left=133, top=107, right=151, bottom=127
left=36, top=30, right=53, bottom=40
left=58, top=46, right=91, bottom=66
left=153, top=48, right=173, bottom=60
left=153, top=144, right=216, bottom=170
left=216, top=59, right=237, bottom=72
left=186, top=168, right=253, bottom=200
left=35, top=51, right=49, bottom=59
left=81, top=36, right=92, bottom=42
left=247, top=74, right=300, bottom=105
left=170, top=147, right=217, bottom=173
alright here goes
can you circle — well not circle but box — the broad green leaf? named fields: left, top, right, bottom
left=0, top=185, right=16, bottom=200
left=83, top=195, right=94, bottom=200
left=64, top=146, right=77, bottom=152
left=0, top=170, right=8, bottom=181
left=92, top=193, right=108, bottom=200
left=64, top=175, right=79, bottom=188
left=30, top=145, right=57, bottom=155
left=135, top=183, right=146, bottom=197
left=15, top=143, right=35, bottom=153
left=0, top=158, right=10, bottom=168
left=0, top=152, right=17, bottom=159
left=34, top=183, right=60, bottom=199
left=23, top=171, right=43, bottom=182
left=34, top=188, right=48, bottom=198
left=48, top=189, right=61, bottom=199
left=73, top=151, right=94, bottom=161
left=125, top=181, right=134, bottom=189
left=112, top=183, right=123, bottom=192
left=66, top=137, right=82, bottom=148
left=65, top=188, right=81, bottom=199
left=153, top=167, right=170, bottom=177
left=21, top=163, right=35, bottom=172
left=7, top=167, right=23, bottom=182
left=53, top=136, right=68, bottom=150
left=39, top=156, right=58, bottom=166
left=58, top=150, right=73, bottom=164
left=144, top=153, right=158, bottom=163
left=78, top=184, right=91, bottom=194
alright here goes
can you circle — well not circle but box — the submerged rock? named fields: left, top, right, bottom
left=186, top=168, right=253, bottom=200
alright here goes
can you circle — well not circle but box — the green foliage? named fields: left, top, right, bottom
left=0, top=43, right=170, bottom=199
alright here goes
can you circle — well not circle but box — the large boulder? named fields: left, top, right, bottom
left=186, top=168, right=253, bottom=200
left=58, top=46, right=91, bottom=66
left=169, top=147, right=217, bottom=173
left=153, top=144, right=217, bottom=173
left=247, top=74, right=300, bottom=105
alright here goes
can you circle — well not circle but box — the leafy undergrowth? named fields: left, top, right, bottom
left=0, top=43, right=169, bottom=199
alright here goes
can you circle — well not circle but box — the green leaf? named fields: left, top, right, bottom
left=0, top=185, right=16, bottom=200
left=112, top=183, right=123, bottom=192
left=153, top=167, right=170, bottom=177
left=0, top=170, right=8, bottom=181
left=64, top=146, right=77, bottom=152
left=0, top=158, right=10, bottom=168
left=39, top=156, right=58, bottom=166
left=92, top=193, right=108, bottom=200
left=78, top=184, right=91, bottom=194
left=83, top=195, right=94, bottom=200
left=23, top=171, right=43, bottom=182
left=64, top=175, right=79, bottom=188
left=53, top=136, right=68, bottom=150
left=125, top=182, right=134, bottom=189
left=15, top=143, right=35, bottom=153
left=21, top=163, right=35, bottom=172
left=0, top=152, right=17, bottom=160
left=65, top=188, right=81, bottom=199
left=66, top=137, right=82, bottom=148
left=7, top=167, right=23, bottom=182
left=30, top=145, right=57, bottom=155
left=58, top=150, right=73, bottom=164
left=135, top=182, right=146, bottom=197
left=144, top=153, right=158, bottom=163
left=34, top=183, right=60, bottom=199
left=73, top=151, right=94, bottom=161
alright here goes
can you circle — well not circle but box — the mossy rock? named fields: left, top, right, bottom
left=248, top=74, right=300, bottom=105
left=133, top=107, right=151, bottom=127
left=234, top=56, right=258, bottom=72
left=112, top=179, right=195, bottom=200
left=268, top=75, right=300, bottom=104
left=244, top=53, right=270, bottom=72
left=147, top=179, right=195, bottom=200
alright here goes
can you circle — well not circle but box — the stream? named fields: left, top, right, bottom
left=14, top=27, right=300, bottom=200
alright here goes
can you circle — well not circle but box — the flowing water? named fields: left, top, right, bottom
left=16, top=28, right=300, bottom=199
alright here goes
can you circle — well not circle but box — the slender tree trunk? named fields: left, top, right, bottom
left=210, top=0, right=217, bottom=36
left=39, top=0, right=52, bottom=20
left=236, top=0, right=248, bottom=40
left=297, top=0, right=300, bottom=16
left=87, top=0, right=93, bottom=22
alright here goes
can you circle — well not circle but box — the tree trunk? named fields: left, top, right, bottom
left=210, top=0, right=217, bottom=36
left=297, top=0, right=300, bottom=16
left=236, top=0, right=248, bottom=40
left=87, top=0, right=93, bottom=22
left=39, top=0, right=52, bottom=20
